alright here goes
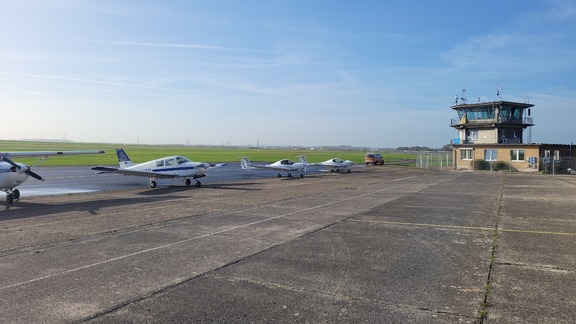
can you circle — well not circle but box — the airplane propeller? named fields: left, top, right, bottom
left=0, top=156, right=44, bottom=181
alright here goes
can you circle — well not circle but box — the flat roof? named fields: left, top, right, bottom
left=451, top=100, right=534, bottom=110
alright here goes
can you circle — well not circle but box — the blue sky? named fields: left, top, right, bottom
left=1, top=0, right=575, bottom=148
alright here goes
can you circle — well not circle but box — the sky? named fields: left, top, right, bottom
left=1, top=0, right=575, bottom=148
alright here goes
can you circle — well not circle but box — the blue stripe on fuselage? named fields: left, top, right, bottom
left=151, top=166, right=203, bottom=173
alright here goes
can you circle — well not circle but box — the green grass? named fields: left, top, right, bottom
left=1, top=140, right=416, bottom=166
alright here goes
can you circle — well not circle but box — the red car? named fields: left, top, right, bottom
left=365, top=153, right=384, bottom=165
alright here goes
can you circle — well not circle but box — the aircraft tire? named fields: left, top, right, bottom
left=287, top=173, right=292, bottom=177
left=347, top=169, right=351, bottom=173
left=300, top=174, right=304, bottom=178
left=196, top=181, right=201, bottom=188
left=185, top=179, right=192, bottom=186
left=277, top=174, right=282, bottom=178
left=150, top=181, right=157, bottom=189
left=6, top=194, right=14, bottom=204
left=12, top=189, right=20, bottom=199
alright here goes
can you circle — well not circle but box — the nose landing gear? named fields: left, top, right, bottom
left=4, top=189, right=20, bottom=204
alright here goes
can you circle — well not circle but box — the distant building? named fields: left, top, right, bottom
left=450, top=98, right=575, bottom=172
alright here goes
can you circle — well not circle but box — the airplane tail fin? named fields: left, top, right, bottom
left=240, top=157, right=252, bottom=170
left=116, top=148, right=134, bottom=168
left=298, top=155, right=308, bottom=174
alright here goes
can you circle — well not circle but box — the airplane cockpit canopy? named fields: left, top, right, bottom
left=176, top=156, right=191, bottom=164
left=332, top=158, right=344, bottom=163
left=280, top=159, right=295, bottom=165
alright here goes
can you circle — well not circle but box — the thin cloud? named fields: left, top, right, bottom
left=0, top=71, right=168, bottom=90
left=80, top=40, right=258, bottom=53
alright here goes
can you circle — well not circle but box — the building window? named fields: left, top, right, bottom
left=485, top=149, right=498, bottom=161
left=466, top=130, right=478, bottom=141
left=510, top=149, right=525, bottom=161
left=501, top=130, right=507, bottom=138
left=460, top=149, right=474, bottom=160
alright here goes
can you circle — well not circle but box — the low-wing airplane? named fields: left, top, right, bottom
left=92, top=148, right=226, bottom=188
left=309, top=158, right=359, bottom=173
left=1, top=150, right=105, bottom=204
left=240, top=155, right=308, bottom=178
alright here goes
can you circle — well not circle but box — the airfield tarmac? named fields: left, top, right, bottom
left=1, top=166, right=576, bottom=323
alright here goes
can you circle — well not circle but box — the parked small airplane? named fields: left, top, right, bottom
left=240, top=155, right=308, bottom=178
left=92, top=148, right=226, bottom=188
left=1, top=150, right=105, bottom=204
left=309, top=158, right=358, bottom=173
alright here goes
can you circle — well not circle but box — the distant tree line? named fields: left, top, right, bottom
left=396, top=144, right=452, bottom=152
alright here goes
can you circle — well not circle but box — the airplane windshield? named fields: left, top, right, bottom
left=176, top=157, right=191, bottom=164
left=280, top=160, right=294, bottom=165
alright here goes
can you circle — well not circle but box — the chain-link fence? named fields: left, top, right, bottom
left=541, top=158, right=576, bottom=174
left=416, top=152, right=454, bottom=171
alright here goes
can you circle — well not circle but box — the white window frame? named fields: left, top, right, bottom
left=485, top=149, right=498, bottom=161
left=466, top=130, right=478, bottom=142
left=510, top=149, right=525, bottom=162
left=460, top=148, right=474, bottom=160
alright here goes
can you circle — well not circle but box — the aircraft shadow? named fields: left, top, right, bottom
left=0, top=182, right=266, bottom=217
left=136, top=182, right=262, bottom=195
left=0, top=195, right=186, bottom=220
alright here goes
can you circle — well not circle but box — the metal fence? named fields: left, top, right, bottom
left=414, top=152, right=576, bottom=174
left=541, top=158, right=576, bottom=175
left=416, top=152, right=454, bottom=171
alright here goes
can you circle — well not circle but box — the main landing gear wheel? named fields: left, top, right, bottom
left=149, top=181, right=157, bottom=188
left=195, top=181, right=201, bottom=188
left=185, top=179, right=192, bottom=186
left=277, top=174, right=282, bottom=178
left=11, top=189, right=20, bottom=199
left=300, top=174, right=304, bottom=178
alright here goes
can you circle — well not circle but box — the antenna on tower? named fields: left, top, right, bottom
left=460, top=88, right=467, bottom=104
left=495, top=81, right=502, bottom=101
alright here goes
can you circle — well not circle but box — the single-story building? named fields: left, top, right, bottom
left=452, top=143, right=576, bottom=172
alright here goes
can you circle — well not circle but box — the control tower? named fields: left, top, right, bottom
left=450, top=93, right=534, bottom=145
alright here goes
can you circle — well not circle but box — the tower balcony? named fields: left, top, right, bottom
left=450, top=117, right=534, bottom=127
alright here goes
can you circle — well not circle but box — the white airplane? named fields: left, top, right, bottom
left=240, top=155, right=308, bottom=178
left=1, top=150, right=105, bottom=204
left=92, top=148, right=226, bottom=188
left=309, top=158, right=358, bottom=173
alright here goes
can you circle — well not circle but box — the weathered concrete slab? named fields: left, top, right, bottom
left=1, top=168, right=575, bottom=323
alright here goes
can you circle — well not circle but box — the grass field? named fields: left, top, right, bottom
left=1, top=140, right=417, bottom=166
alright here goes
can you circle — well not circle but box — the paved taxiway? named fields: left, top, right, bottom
left=15, top=163, right=315, bottom=198
left=2, top=166, right=576, bottom=323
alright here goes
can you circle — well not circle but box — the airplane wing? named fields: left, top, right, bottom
left=2, top=150, right=105, bottom=158
left=246, top=164, right=293, bottom=171
left=91, top=167, right=178, bottom=179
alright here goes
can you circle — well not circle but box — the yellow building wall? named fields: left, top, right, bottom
left=454, top=146, right=540, bottom=171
